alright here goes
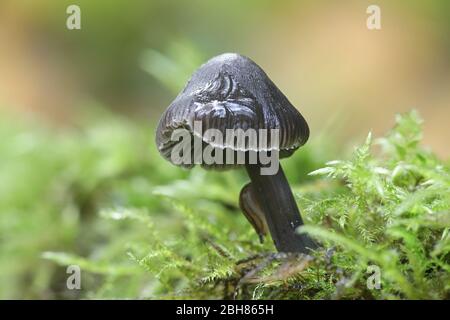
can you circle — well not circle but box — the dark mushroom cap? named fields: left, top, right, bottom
left=156, top=53, right=309, bottom=169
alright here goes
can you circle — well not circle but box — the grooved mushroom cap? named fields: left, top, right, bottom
left=156, top=53, right=309, bottom=169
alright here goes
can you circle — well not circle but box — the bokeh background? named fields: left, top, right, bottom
left=0, top=0, right=449, bottom=299
left=1, top=0, right=449, bottom=155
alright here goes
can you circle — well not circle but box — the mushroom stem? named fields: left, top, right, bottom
left=245, top=163, right=316, bottom=253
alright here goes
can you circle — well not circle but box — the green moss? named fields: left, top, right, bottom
left=0, top=109, right=448, bottom=299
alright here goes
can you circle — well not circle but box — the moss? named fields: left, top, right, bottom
left=1, top=109, right=448, bottom=299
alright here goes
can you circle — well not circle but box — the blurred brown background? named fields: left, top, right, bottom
left=0, top=0, right=449, bottom=157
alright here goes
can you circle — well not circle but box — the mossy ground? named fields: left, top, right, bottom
left=0, top=109, right=448, bottom=299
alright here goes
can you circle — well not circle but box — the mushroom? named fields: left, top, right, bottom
left=156, top=53, right=316, bottom=253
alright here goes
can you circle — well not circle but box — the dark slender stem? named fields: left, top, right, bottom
left=245, top=163, right=316, bottom=253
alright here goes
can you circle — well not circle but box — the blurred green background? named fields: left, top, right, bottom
left=1, top=0, right=449, bottom=155
left=0, top=0, right=449, bottom=299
